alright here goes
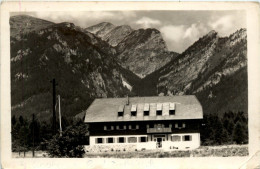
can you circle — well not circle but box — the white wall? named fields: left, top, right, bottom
left=89, top=133, right=200, bottom=151
left=163, top=133, right=200, bottom=150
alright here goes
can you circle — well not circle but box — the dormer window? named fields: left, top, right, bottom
left=118, top=111, right=123, bottom=117
left=144, top=103, right=150, bottom=116
left=118, top=105, right=124, bottom=117
left=169, top=103, right=175, bottom=115
left=131, top=104, right=137, bottom=116
left=156, top=103, right=162, bottom=116
left=131, top=111, right=137, bottom=116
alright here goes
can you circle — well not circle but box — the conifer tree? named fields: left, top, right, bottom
left=233, top=121, right=246, bottom=144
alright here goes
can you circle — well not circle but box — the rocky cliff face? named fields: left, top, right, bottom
left=10, top=16, right=139, bottom=121
left=86, top=23, right=178, bottom=78
left=116, top=28, right=178, bottom=78
left=157, top=29, right=247, bottom=96
left=133, top=28, right=247, bottom=115
left=102, top=25, right=133, bottom=47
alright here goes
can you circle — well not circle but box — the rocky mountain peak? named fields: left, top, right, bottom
left=115, top=27, right=175, bottom=78
left=85, top=22, right=115, bottom=37
left=206, top=30, right=217, bottom=36
left=229, top=28, right=247, bottom=41
left=101, top=25, right=133, bottom=46
left=10, top=15, right=54, bottom=39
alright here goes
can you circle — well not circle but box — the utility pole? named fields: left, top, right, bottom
left=58, top=95, right=62, bottom=136
left=32, top=113, right=35, bottom=157
left=51, top=79, right=57, bottom=135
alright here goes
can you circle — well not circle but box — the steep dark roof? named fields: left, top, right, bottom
left=84, top=95, right=203, bottom=123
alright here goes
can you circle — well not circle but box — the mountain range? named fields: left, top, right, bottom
left=10, top=15, right=247, bottom=122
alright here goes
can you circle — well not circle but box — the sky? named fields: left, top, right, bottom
left=16, top=11, right=246, bottom=53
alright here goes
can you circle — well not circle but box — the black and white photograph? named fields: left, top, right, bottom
left=1, top=1, right=260, bottom=169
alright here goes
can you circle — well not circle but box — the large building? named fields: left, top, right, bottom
left=84, top=95, right=203, bottom=152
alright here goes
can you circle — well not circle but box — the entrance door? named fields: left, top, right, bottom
left=156, top=137, right=163, bottom=148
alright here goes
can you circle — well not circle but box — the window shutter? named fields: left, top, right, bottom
left=175, top=123, right=178, bottom=128
left=169, top=124, right=172, bottom=128
left=190, top=135, right=192, bottom=141
left=124, top=125, right=126, bottom=130
left=116, top=125, right=119, bottom=130
left=117, top=137, right=119, bottom=143
left=104, top=125, right=107, bottom=130
left=162, top=124, right=165, bottom=128
left=136, top=125, right=139, bottom=129
left=95, top=138, right=97, bottom=144
left=106, top=138, right=108, bottom=143
left=138, top=137, right=141, bottom=142
left=146, top=124, right=149, bottom=129
left=113, top=137, right=115, bottom=143
left=182, top=123, right=186, bottom=128
left=182, top=136, right=185, bottom=141
left=129, top=125, right=132, bottom=129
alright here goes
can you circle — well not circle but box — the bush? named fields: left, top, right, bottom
left=45, top=123, right=88, bottom=157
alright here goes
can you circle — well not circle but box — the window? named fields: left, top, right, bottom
left=156, top=103, right=162, bottom=116
left=118, top=137, right=125, bottom=143
left=130, top=125, right=135, bottom=130
left=118, top=105, right=124, bottom=117
left=106, top=125, right=114, bottom=130
left=156, top=110, right=162, bottom=116
left=97, top=138, right=103, bottom=144
left=131, top=111, right=137, bottom=116
left=128, top=137, right=137, bottom=143
left=144, top=103, right=150, bottom=116
left=140, top=137, right=147, bottom=142
left=117, top=125, right=126, bottom=130
left=118, top=111, right=123, bottom=117
left=164, top=123, right=169, bottom=128
left=171, top=135, right=181, bottom=142
left=107, top=137, right=114, bottom=143
left=175, top=123, right=178, bottom=128
left=183, top=135, right=192, bottom=141
left=169, top=103, right=175, bottom=115
left=169, top=110, right=175, bottom=115
left=175, top=123, right=185, bottom=129
left=146, top=124, right=149, bottom=129
left=131, top=105, right=137, bottom=116
left=144, top=111, right=149, bottom=116
left=104, top=125, right=107, bottom=130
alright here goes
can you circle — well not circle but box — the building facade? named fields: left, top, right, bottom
left=84, top=96, right=203, bottom=152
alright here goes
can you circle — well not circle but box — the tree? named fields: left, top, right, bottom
left=12, top=115, right=16, bottom=125
left=45, top=123, right=88, bottom=157
left=19, top=116, right=24, bottom=125
left=233, top=121, right=246, bottom=144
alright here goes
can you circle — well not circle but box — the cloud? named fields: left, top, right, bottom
left=184, top=23, right=208, bottom=40
left=135, top=17, right=161, bottom=28
left=160, top=25, right=185, bottom=42
left=209, top=15, right=235, bottom=36
left=160, top=23, right=210, bottom=52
